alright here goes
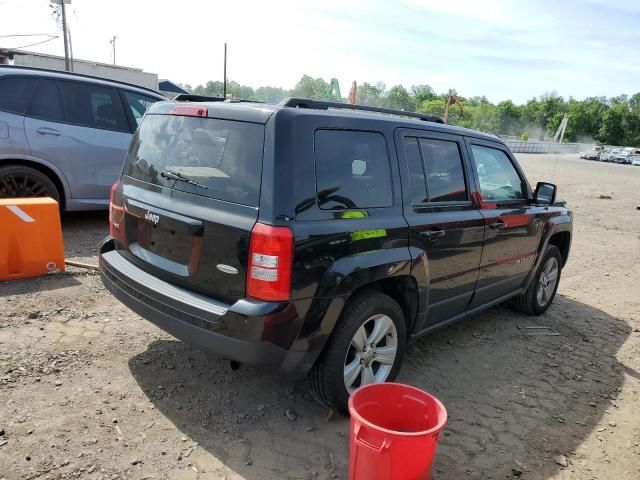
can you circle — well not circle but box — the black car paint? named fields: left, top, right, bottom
left=99, top=101, right=572, bottom=378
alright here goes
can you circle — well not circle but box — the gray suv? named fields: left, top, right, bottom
left=0, top=66, right=165, bottom=210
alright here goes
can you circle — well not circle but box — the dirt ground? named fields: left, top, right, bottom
left=1, top=154, right=639, bottom=480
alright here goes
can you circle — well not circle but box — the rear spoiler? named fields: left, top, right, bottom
left=174, top=94, right=264, bottom=104
left=174, top=94, right=225, bottom=102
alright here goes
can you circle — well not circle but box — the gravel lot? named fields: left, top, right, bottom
left=1, top=154, right=639, bottom=480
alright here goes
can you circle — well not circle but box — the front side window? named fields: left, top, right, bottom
left=0, top=76, right=38, bottom=114
left=314, top=130, right=392, bottom=210
left=58, top=80, right=128, bottom=131
left=419, top=138, right=467, bottom=202
left=27, top=79, right=65, bottom=122
left=122, top=90, right=161, bottom=126
left=470, top=145, right=525, bottom=201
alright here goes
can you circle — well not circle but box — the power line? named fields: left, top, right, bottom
left=0, top=34, right=58, bottom=38
left=11, top=37, right=59, bottom=49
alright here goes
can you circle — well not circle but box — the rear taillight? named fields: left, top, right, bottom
left=109, top=181, right=124, bottom=240
left=247, top=223, right=293, bottom=302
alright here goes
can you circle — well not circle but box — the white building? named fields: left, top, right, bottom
left=0, top=48, right=159, bottom=91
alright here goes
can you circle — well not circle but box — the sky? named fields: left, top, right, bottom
left=1, top=0, right=639, bottom=104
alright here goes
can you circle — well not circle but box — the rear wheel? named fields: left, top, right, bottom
left=513, top=245, right=562, bottom=315
left=308, top=292, right=407, bottom=414
left=0, top=165, right=60, bottom=204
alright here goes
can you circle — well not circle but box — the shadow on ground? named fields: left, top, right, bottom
left=61, top=211, right=108, bottom=260
left=129, top=295, right=630, bottom=479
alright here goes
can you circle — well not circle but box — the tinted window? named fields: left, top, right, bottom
left=470, top=145, right=525, bottom=201
left=404, top=137, right=428, bottom=204
left=404, top=137, right=467, bottom=204
left=315, top=130, right=392, bottom=210
left=124, top=114, right=264, bottom=206
left=58, top=81, right=128, bottom=131
left=27, top=79, right=65, bottom=122
left=122, top=90, right=160, bottom=126
left=0, top=76, right=38, bottom=114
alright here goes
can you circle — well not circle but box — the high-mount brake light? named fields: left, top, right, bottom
left=169, top=105, right=208, bottom=117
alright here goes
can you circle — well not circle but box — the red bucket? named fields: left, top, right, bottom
left=348, top=383, right=447, bottom=480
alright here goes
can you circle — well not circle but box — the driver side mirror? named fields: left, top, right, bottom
left=534, top=182, right=557, bottom=205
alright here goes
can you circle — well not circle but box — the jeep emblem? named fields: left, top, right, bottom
left=144, top=211, right=160, bottom=225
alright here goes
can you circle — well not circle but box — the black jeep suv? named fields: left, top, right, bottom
left=99, top=98, right=572, bottom=413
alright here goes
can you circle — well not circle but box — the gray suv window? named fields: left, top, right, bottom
left=0, top=76, right=38, bottom=114
left=122, top=91, right=160, bottom=126
left=59, top=80, right=128, bottom=132
left=314, top=130, right=392, bottom=210
left=27, top=79, right=65, bottom=122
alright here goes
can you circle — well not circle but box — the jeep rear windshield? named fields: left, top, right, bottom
left=124, top=114, right=264, bottom=206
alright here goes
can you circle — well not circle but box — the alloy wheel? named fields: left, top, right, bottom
left=343, top=313, right=398, bottom=393
left=537, top=257, right=559, bottom=307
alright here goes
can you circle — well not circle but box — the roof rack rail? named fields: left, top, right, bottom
left=280, top=97, right=444, bottom=124
left=174, top=94, right=225, bottom=102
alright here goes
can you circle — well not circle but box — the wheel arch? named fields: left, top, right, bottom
left=548, top=231, right=571, bottom=267
left=348, top=276, right=419, bottom=337
left=0, top=157, right=68, bottom=209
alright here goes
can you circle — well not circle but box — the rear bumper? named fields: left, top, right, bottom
left=99, top=238, right=317, bottom=378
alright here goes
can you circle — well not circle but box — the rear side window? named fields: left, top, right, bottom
left=0, top=76, right=38, bottom=114
left=122, top=90, right=160, bottom=126
left=402, top=136, right=467, bottom=203
left=124, top=114, right=264, bottom=206
left=470, top=145, right=525, bottom=201
left=404, top=137, right=428, bottom=204
left=419, top=139, right=467, bottom=202
left=58, top=80, right=129, bottom=131
left=27, top=79, right=65, bottom=122
left=314, top=130, right=392, bottom=210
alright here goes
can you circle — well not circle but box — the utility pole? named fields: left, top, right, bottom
left=223, top=42, right=227, bottom=99
left=110, top=36, right=117, bottom=65
left=50, top=0, right=71, bottom=71
left=60, top=0, right=70, bottom=71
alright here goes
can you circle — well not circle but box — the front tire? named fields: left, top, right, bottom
left=513, top=245, right=562, bottom=315
left=308, top=292, right=407, bottom=414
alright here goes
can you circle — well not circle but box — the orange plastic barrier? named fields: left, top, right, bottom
left=0, top=197, right=65, bottom=281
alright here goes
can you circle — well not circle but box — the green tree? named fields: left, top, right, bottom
left=291, top=75, right=329, bottom=100
left=411, top=84, right=437, bottom=105
left=597, top=103, right=628, bottom=144
left=357, top=82, right=384, bottom=106
left=491, top=100, right=522, bottom=135
left=252, top=86, right=289, bottom=103
left=383, top=85, right=414, bottom=111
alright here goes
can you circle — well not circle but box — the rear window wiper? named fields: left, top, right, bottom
left=160, top=169, right=208, bottom=189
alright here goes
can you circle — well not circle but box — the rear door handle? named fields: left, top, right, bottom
left=36, top=127, right=61, bottom=136
left=489, top=221, right=506, bottom=229
left=420, top=229, right=446, bottom=241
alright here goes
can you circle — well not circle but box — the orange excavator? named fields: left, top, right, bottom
left=443, top=91, right=463, bottom=124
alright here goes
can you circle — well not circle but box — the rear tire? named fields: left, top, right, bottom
left=513, top=245, right=562, bottom=315
left=308, top=292, right=407, bottom=414
left=0, top=164, right=60, bottom=204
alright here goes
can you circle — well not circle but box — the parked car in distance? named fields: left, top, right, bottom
left=613, top=147, right=640, bottom=164
left=99, top=98, right=573, bottom=413
left=0, top=66, right=165, bottom=210
left=582, top=145, right=603, bottom=160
